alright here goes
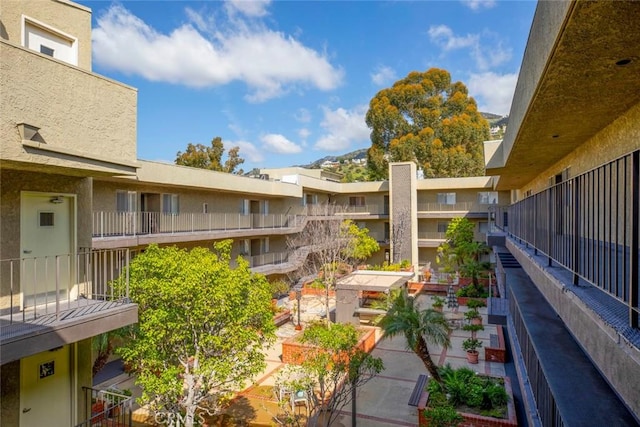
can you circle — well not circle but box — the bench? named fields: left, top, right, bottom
left=408, top=374, right=428, bottom=406
left=484, top=324, right=506, bottom=363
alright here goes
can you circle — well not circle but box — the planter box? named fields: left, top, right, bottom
left=485, top=325, right=506, bottom=363
left=282, top=326, right=376, bottom=365
left=273, top=310, right=292, bottom=327
left=418, top=376, right=517, bottom=427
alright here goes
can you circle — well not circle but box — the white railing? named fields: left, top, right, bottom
left=417, top=232, right=447, bottom=240
left=417, top=202, right=474, bottom=212
left=0, top=248, right=130, bottom=324
left=92, top=211, right=303, bottom=238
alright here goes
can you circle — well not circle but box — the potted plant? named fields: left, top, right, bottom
left=431, top=296, right=445, bottom=312
left=464, top=308, right=482, bottom=325
left=462, top=323, right=484, bottom=339
left=462, top=338, right=483, bottom=364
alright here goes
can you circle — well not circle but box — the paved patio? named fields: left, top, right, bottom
left=207, top=293, right=506, bottom=426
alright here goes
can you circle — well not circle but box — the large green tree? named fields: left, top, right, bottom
left=175, top=136, right=245, bottom=174
left=117, top=241, right=275, bottom=426
left=379, top=289, right=450, bottom=385
left=365, top=68, right=489, bottom=180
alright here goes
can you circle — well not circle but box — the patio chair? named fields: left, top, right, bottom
left=290, top=389, right=310, bottom=414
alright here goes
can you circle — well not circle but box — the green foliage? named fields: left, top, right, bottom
left=438, top=218, right=491, bottom=286
left=457, top=285, right=489, bottom=298
left=445, top=218, right=475, bottom=248
left=342, top=221, right=380, bottom=263
left=117, top=242, right=275, bottom=421
left=269, top=279, right=290, bottom=298
left=379, top=289, right=450, bottom=384
left=175, top=136, right=245, bottom=174
left=423, top=404, right=464, bottom=427
left=432, top=296, right=446, bottom=309
left=466, top=299, right=486, bottom=309
left=287, top=322, right=383, bottom=426
left=428, top=365, right=509, bottom=419
left=462, top=338, right=483, bottom=353
left=367, top=260, right=411, bottom=271
left=365, top=68, right=489, bottom=180
left=462, top=323, right=484, bottom=334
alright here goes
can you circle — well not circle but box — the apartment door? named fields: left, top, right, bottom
left=21, top=345, right=72, bottom=426
left=250, top=200, right=261, bottom=228
left=141, top=193, right=161, bottom=233
left=20, top=193, right=73, bottom=308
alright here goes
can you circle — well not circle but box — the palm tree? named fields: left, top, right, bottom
left=379, top=289, right=450, bottom=385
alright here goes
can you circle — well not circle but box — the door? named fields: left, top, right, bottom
left=21, top=345, right=72, bottom=426
left=20, top=193, right=73, bottom=308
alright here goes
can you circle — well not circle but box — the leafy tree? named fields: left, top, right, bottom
left=116, top=242, right=275, bottom=426
left=365, top=68, right=489, bottom=180
left=379, top=289, right=450, bottom=385
left=287, top=212, right=380, bottom=326
left=437, top=218, right=490, bottom=287
left=175, top=136, right=245, bottom=174
left=274, top=322, right=383, bottom=427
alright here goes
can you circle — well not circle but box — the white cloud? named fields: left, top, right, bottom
left=314, top=105, right=370, bottom=152
left=92, top=4, right=343, bottom=102
left=467, top=71, right=518, bottom=115
left=461, top=0, right=497, bottom=11
left=233, top=140, right=264, bottom=162
left=261, top=133, right=303, bottom=154
left=294, top=108, right=311, bottom=123
left=428, top=25, right=511, bottom=71
left=298, top=128, right=311, bottom=139
left=371, top=65, right=397, bottom=86
left=225, top=0, right=271, bottom=17
left=428, top=25, right=478, bottom=51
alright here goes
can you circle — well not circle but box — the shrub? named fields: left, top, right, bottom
left=466, top=299, right=486, bottom=309
left=423, top=405, right=464, bottom=427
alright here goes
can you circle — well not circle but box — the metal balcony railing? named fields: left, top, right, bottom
left=77, top=387, right=133, bottom=427
left=0, top=248, right=130, bottom=328
left=92, top=211, right=303, bottom=238
left=417, top=232, right=447, bottom=240
left=417, top=202, right=474, bottom=211
left=304, top=204, right=387, bottom=216
left=495, top=150, right=640, bottom=328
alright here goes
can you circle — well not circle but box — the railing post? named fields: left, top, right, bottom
left=191, top=213, right=194, bottom=233
left=630, top=151, right=639, bottom=328
left=547, top=188, right=552, bottom=267
left=126, top=249, right=130, bottom=301
left=573, top=177, right=580, bottom=285
left=55, top=256, right=60, bottom=321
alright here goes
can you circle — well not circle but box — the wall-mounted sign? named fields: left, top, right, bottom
left=39, top=361, right=54, bottom=379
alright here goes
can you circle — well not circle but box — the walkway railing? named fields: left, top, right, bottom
left=495, top=150, right=639, bottom=328
left=0, top=248, right=130, bottom=325
left=92, top=211, right=303, bottom=238
left=417, top=232, right=446, bottom=240
left=417, top=202, right=473, bottom=211
left=77, top=387, right=132, bottom=427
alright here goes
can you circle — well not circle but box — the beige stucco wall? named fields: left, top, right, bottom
left=0, top=41, right=137, bottom=169
left=522, top=101, right=640, bottom=195
left=0, top=0, right=92, bottom=70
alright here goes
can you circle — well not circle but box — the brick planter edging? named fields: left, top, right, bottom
left=282, top=326, right=376, bottom=365
left=418, top=376, right=517, bottom=427
left=485, top=324, right=506, bottom=363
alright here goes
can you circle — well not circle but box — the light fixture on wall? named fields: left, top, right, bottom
left=16, top=123, right=41, bottom=141
left=49, top=196, right=64, bottom=204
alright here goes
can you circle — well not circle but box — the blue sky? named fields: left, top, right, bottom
left=79, top=0, right=537, bottom=171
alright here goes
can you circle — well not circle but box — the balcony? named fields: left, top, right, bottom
left=0, top=249, right=137, bottom=363
left=304, top=204, right=388, bottom=217
left=77, top=387, right=133, bottom=427
left=416, top=202, right=492, bottom=219
left=417, top=232, right=446, bottom=247
left=92, top=211, right=305, bottom=249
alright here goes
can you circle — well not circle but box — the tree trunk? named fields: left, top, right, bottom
left=415, top=336, right=442, bottom=384
left=92, top=341, right=113, bottom=376
left=183, top=373, right=197, bottom=427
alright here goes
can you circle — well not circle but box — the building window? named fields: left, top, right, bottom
left=39, top=45, right=54, bottom=56
left=349, top=196, right=366, bottom=207
left=202, top=203, right=208, bottom=214
left=162, top=194, right=179, bottom=214
left=305, top=194, right=317, bottom=205
left=39, top=212, right=54, bottom=227
left=478, top=191, right=498, bottom=205
left=437, top=222, right=449, bottom=233
left=23, top=17, right=78, bottom=65
left=116, top=191, right=137, bottom=212
left=479, top=221, right=489, bottom=234
left=437, top=193, right=456, bottom=205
